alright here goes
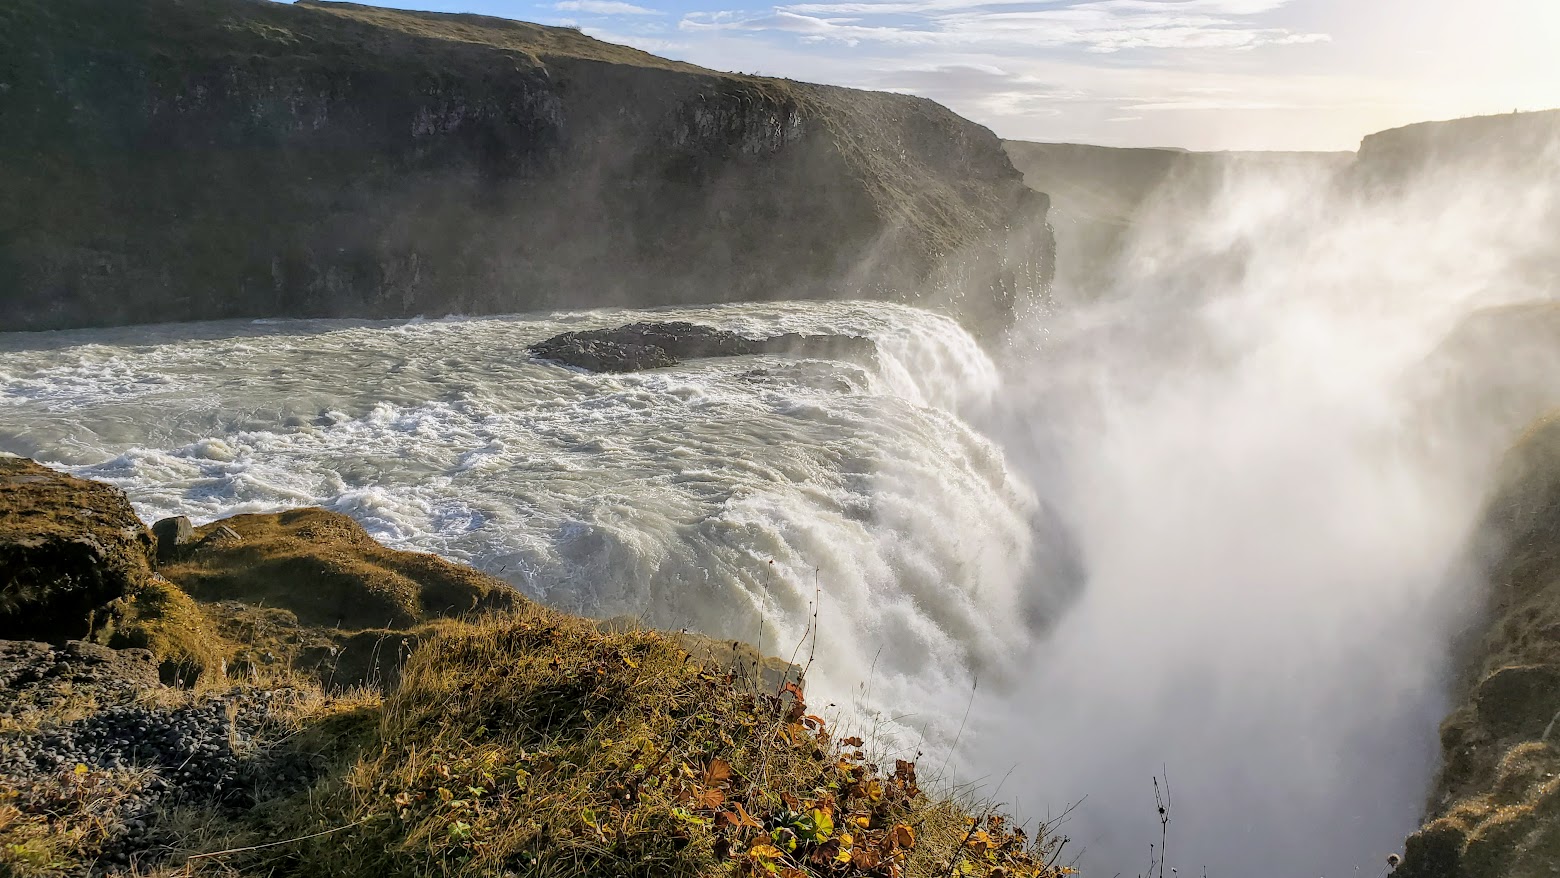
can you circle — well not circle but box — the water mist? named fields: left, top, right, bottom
left=967, top=131, right=1560, bottom=876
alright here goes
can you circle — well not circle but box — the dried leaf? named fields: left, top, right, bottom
left=704, top=758, right=733, bottom=788
left=732, top=802, right=764, bottom=828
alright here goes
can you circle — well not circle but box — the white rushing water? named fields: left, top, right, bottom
left=0, top=301, right=1067, bottom=746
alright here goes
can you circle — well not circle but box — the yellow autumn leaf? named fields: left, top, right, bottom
left=748, top=843, right=784, bottom=860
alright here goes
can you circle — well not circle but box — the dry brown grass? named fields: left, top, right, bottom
left=296, top=0, right=712, bottom=74
left=161, top=509, right=521, bottom=631
left=149, top=608, right=1068, bottom=878
left=102, top=575, right=230, bottom=688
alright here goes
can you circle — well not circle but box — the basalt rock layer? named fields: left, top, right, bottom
left=0, top=0, right=1053, bottom=334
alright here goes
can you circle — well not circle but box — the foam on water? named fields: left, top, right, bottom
left=0, top=301, right=1053, bottom=741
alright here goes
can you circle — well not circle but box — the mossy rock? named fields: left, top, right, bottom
left=0, top=457, right=156, bottom=643
left=101, top=574, right=227, bottom=686
left=1476, top=665, right=1560, bottom=739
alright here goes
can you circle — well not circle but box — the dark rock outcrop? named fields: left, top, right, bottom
left=0, top=637, right=314, bottom=872
left=0, top=639, right=160, bottom=715
left=0, top=456, right=155, bottom=643
left=0, top=0, right=1052, bottom=334
left=529, top=321, right=877, bottom=373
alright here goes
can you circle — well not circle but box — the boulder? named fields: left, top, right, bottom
left=0, top=458, right=155, bottom=642
left=529, top=321, right=877, bottom=373
left=152, top=515, right=196, bottom=562
left=1475, top=665, right=1560, bottom=739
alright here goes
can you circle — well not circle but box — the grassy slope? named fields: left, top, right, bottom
left=296, top=0, right=714, bottom=72
left=161, top=607, right=1067, bottom=878
left=1, top=498, right=1071, bottom=878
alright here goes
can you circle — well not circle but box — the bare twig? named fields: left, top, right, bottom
left=182, top=817, right=371, bottom=875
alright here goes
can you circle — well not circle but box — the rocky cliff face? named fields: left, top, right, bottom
left=1356, top=110, right=1560, bottom=184
left=0, top=0, right=1052, bottom=334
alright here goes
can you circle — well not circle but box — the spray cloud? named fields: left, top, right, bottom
left=965, top=122, right=1560, bottom=877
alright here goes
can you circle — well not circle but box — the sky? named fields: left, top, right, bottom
left=283, top=0, right=1560, bottom=151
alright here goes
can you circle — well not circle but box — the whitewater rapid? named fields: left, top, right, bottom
left=0, top=301, right=1061, bottom=740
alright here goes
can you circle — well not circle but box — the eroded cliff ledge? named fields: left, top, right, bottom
left=0, top=0, right=1052, bottom=334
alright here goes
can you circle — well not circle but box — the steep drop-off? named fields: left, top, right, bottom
left=1395, top=413, right=1560, bottom=877
left=0, top=457, right=1067, bottom=878
left=0, top=0, right=1052, bottom=333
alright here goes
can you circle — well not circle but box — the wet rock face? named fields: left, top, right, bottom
left=529, top=321, right=878, bottom=373
left=0, top=457, right=155, bottom=643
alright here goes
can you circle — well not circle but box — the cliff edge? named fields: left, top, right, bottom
left=0, top=0, right=1052, bottom=334
left=1395, top=414, right=1560, bottom=877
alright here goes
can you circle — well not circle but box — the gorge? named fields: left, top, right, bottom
left=3, top=2, right=1560, bottom=877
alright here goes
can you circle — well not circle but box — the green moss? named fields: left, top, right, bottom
left=101, top=576, right=227, bottom=687
left=162, top=509, right=521, bottom=630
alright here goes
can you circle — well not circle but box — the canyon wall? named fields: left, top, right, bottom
left=0, top=0, right=1052, bottom=333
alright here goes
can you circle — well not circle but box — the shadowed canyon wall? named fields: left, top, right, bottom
left=0, top=0, right=1053, bottom=333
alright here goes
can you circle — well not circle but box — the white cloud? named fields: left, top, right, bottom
left=580, top=26, right=689, bottom=51
left=555, top=0, right=664, bottom=16
left=681, top=0, right=1327, bottom=53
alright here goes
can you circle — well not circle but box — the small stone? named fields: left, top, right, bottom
left=201, top=525, right=243, bottom=547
